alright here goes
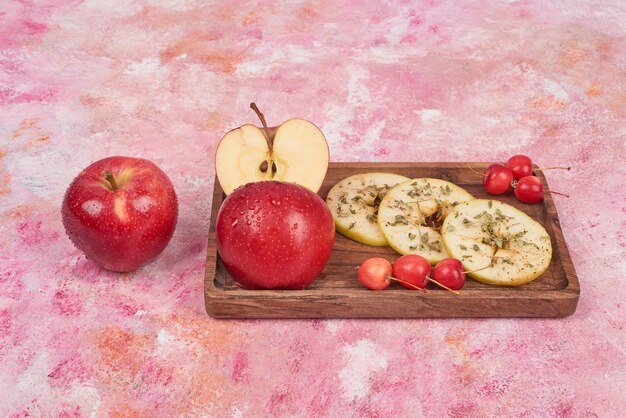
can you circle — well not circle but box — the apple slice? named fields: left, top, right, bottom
left=441, top=199, right=552, bottom=286
left=215, top=104, right=329, bottom=195
left=325, top=173, right=410, bottom=246
left=377, top=178, right=474, bottom=264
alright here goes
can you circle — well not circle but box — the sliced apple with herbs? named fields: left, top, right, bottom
left=441, top=199, right=552, bottom=286
left=377, top=178, right=474, bottom=264
left=326, top=173, right=410, bottom=246
left=215, top=103, right=329, bottom=195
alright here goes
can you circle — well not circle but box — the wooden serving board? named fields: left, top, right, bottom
left=205, top=163, right=579, bottom=319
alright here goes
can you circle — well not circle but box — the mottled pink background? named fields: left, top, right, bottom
left=1, top=0, right=625, bottom=416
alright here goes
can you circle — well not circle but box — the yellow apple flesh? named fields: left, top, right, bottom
left=215, top=119, right=329, bottom=195
left=442, top=199, right=552, bottom=286
left=326, top=172, right=410, bottom=246
left=377, top=178, right=475, bottom=264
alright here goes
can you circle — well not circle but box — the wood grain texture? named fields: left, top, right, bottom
left=204, top=163, right=579, bottom=318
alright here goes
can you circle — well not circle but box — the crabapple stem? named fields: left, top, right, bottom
left=386, top=276, right=429, bottom=293
left=547, top=190, right=570, bottom=198
left=102, top=171, right=118, bottom=190
left=536, top=166, right=571, bottom=172
left=427, top=277, right=461, bottom=295
left=463, top=263, right=493, bottom=274
left=465, top=163, right=486, bottom=177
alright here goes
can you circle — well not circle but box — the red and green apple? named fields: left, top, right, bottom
left=62, top=156, right=178, bottom=272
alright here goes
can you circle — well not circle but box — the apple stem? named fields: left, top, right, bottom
left=102, top=171, right=118, bottom=190
left=427, top=277, right=461, bottom=295
left=250, top=103, right=277, bottom=177
left=250, top=103, right=273, bottom=151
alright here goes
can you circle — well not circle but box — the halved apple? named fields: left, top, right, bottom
left=215, top=104, right=329, bottom=195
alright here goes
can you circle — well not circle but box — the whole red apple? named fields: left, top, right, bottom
left=62, top=156, right=178, bottom=272
left=216, top=181, right=335, bottom=289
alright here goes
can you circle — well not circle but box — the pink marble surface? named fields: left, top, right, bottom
left=1, top=0, right=625, bottom=416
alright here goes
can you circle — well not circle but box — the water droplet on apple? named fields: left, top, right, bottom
left=231, top=219, right=238, bottom=227
left=82, top=199, right=103, bottom=216
left=270, top=199, right=281, bottom=206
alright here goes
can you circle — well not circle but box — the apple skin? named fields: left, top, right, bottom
left=62, top=156, right=178, bottom=272
left=216, top=181, right=335, bottom=290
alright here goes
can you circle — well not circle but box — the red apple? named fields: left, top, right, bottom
left=216, top=181, right=335, bottom=289
left=62, top=156, right=178, bottom=272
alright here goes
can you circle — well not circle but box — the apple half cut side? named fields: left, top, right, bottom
left=215, top=106, right=329, bottom=195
